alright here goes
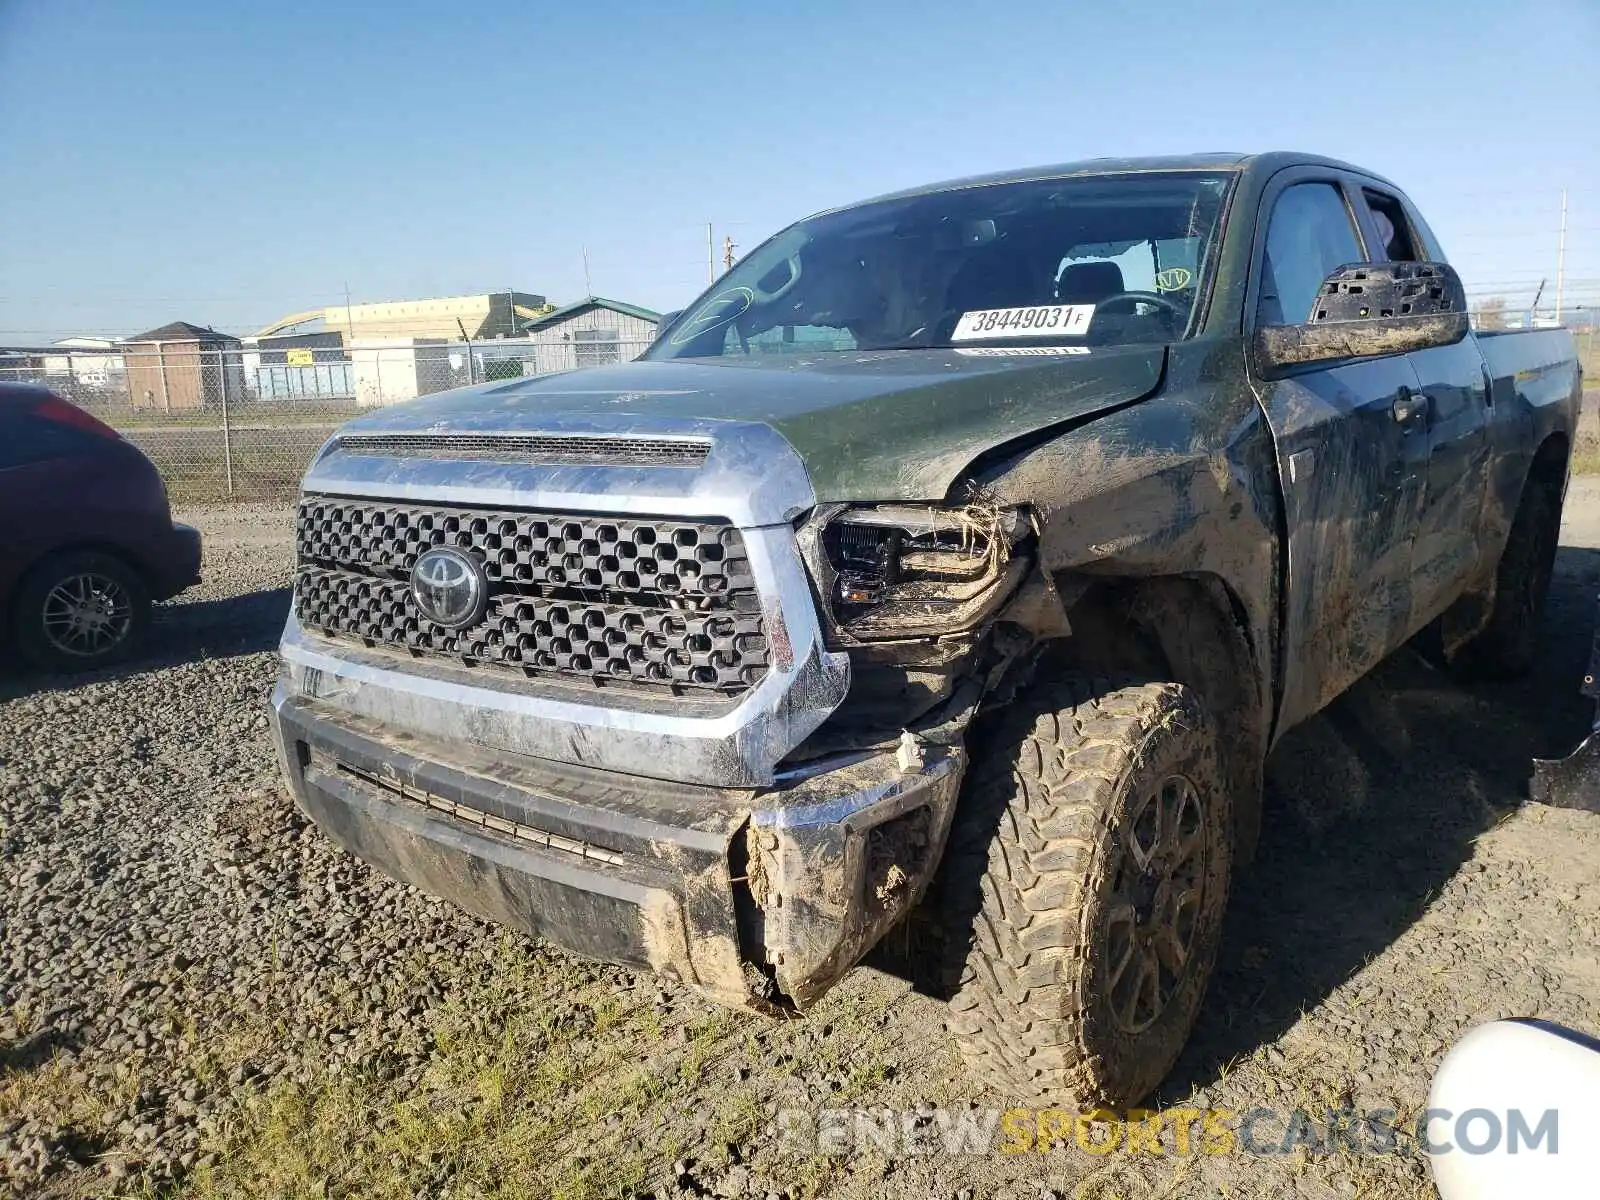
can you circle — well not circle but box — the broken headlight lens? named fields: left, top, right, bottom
left=815, top=504, right=1030, bottom=639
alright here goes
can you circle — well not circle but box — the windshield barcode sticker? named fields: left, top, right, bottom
left=955, top=346, right=1091, bottom=357
left=951, top=305, right=1094, bottom=341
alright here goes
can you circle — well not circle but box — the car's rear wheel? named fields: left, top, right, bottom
left=12, top=551, right=151, bottom=672
left=939, top=674, right=1232, bottom=1106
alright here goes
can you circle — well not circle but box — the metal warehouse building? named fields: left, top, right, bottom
left=516, top=297, right=661, bottom=372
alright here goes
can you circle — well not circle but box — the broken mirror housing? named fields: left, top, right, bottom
left=809, top=503, right=1031, bottom=640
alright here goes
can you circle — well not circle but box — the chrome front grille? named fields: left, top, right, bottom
left=293, top=496, right=770, bottom=695
left=333, top=433, right=711, bottom=468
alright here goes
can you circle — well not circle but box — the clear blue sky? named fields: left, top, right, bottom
left=1, top=0, right=1596, bottom=344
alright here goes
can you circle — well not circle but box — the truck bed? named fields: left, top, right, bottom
left=1476, top=328, right=1582, bottom=412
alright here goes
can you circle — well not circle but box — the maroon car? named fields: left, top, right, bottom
left=0, top=383, right=201, bottom=670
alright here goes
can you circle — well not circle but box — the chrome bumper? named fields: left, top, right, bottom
left=272, top=685, right=963, bottom=1009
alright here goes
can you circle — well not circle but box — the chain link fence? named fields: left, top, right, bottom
left=0, top=337, right=656, bottom=502
left=14, top=326, right=1594, bottom=504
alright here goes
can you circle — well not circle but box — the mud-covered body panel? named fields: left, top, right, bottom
left=330, top=346, right=1166, bottom=504
left=1255, top=353, right=1427, bottom=733
left=1477, top=331, right=1585, bottom=554
left=271, top=685, right=963, bottom=1011
left=969, top=339, right=1281, bottom=850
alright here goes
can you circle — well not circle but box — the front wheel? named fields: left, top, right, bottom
left=12, top=551, right=151, bottom=672
left=939, top=675, right=1232, bottom=1107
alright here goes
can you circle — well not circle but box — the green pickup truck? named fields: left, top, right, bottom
left=270, top=152, right=1582, bottom=1105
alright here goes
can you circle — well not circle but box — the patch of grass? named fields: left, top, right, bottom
left=101, top=403, right=363, bottom=431
left=1577, top=339, right=1599, bottom=384
left=9, top=906, right=949, bottom=1199
left=780, top=1152, right=846, bottom=1200
left=175, top=933, right=792, bottom=1199
left=707, top=1088, right=766, bottom=1155
left=177, top=941, right=618, bottom=1197
left=0, top=1044, right=144, bottom=1159
left=546, top=1147, right=654, bottom=1200
left=121, top=428, right=326, bottom=502
left=680, top=1008, right=739, bottom=1084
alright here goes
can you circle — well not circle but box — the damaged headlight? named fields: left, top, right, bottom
left=805, top=503, right=1032, bottom=640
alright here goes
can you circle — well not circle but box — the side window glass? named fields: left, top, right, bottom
left=1257, top=183, right=1365, bottom=327
left=0, top=412, right=88, bottom=469
left=1361, top=189, right=1422, bottom=262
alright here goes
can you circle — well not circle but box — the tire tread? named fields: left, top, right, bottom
left=942, top=674, right=1226, bottom=1105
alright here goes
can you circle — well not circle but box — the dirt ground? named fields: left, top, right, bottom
left=4, top=485, right=1600, bottom=1200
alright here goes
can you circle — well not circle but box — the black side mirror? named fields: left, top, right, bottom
left=1255, top=261, right=1469, bottom=376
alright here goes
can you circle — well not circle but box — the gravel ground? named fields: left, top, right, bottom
left=3, top=490, right=1600, bottom=1199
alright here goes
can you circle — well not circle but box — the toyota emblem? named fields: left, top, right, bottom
left=411, top=547, right=488, bottom=630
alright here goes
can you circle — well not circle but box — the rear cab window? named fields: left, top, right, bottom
left=1359, top=187, right=1424, bottom=263
left=1353, top=183, right=1448, bottom=265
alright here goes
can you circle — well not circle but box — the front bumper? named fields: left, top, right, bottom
left=270, top=683, right=963, bottom=1010
left=148, top=522, right=202, bottom=600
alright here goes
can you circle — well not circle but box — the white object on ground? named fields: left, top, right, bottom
left=1428, top=1018, right=1600, bottom=1200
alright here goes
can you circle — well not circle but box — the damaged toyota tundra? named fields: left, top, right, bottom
left=268, top=153, right=1582, bottom=1105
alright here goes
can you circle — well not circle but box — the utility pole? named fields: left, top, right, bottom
left=218, top=347, right=234, bottom=498
left=1556, top=187, right=1568, bottom=323
left=723, top=236, right=737, bottom=272
left=582, top=247, right=593, bottom=297
left=456, top=317, right=475, bottom=384
left=343, top=282, right=355, bottom=344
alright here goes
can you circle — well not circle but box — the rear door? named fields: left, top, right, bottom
left=1352, top=183, right=1493, bottom=628
left=1249, top=172, right=1430, bottom=735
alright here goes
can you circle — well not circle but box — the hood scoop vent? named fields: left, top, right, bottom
left=334, top=432, right=712, bottom=469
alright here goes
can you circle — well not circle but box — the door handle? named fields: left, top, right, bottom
left=1392, top=388, right=1430, bottom=424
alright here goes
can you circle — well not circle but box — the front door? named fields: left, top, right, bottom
left=1350, top=184, right=1493, bottom=628
left=1402, top=338, right=1491, bottom=625
left=1250, top=176, right=1430, bottom=736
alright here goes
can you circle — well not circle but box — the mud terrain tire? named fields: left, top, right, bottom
left=1452, top=476, right=1561, bottom=680
left=941, top=675, right=1231, bottom=1107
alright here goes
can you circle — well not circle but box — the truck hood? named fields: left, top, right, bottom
left=336, top=345, right=1166, bottom=505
